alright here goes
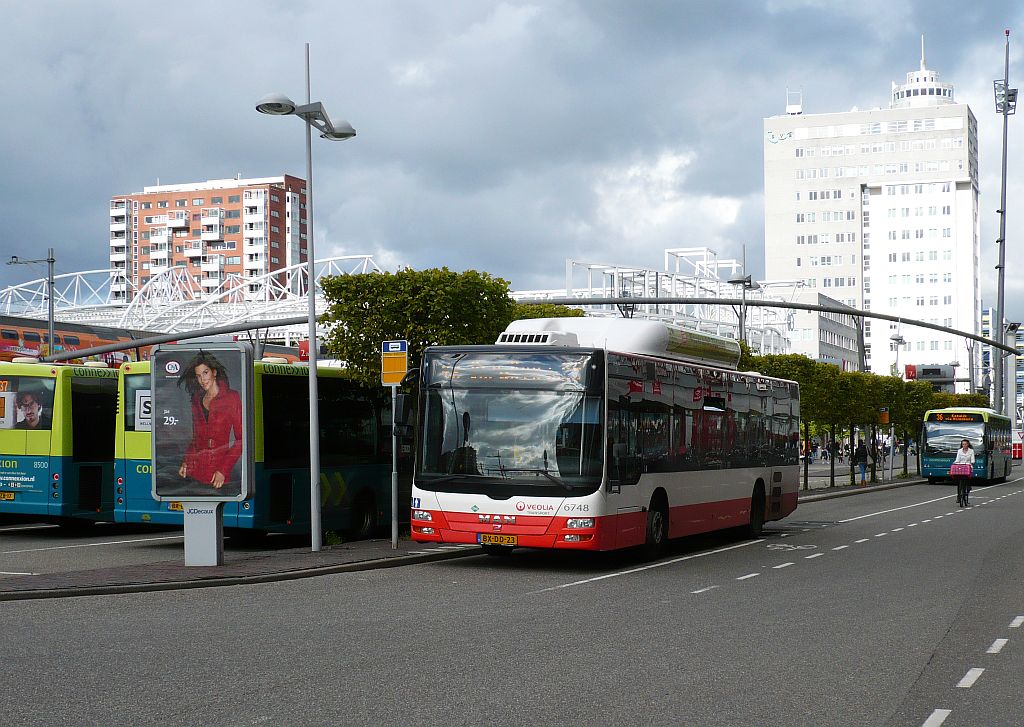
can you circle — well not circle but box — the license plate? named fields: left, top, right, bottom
left=479, top=533, right=517, bottom=546
left=0, top=492, right=14, bottom=501
left=168, top=502, right=183, bottom=511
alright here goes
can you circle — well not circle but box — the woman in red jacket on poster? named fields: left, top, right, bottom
left=177, top=352, right=242, bottom=491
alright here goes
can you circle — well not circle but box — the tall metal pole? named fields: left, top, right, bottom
left=995, top=30, right=1011, bottom=413
left=46, top=248, right=55, bottom=356
left=303, top=43, right=323, bottom=552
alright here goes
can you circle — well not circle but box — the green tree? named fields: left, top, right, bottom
left=319, top=268, right=515, bottom=388
left=512, top=302, right=584, bottom=320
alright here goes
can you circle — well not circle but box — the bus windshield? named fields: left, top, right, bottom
left=418, top=352, right=604, bottom=495
left=924, top=421, right=984, bottom=455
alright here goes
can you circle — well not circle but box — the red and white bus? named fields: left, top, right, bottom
left=410, top=317, right=800, bottom=556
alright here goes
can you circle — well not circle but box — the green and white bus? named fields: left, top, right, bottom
left=921, top=407, right=1013, bottom=483
left=115, top=359, right=411, bottom=536
left=0, top=360, right=118, bottom=524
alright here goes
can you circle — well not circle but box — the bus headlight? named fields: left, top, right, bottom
left=566, top=518, right=594, bottom=529
left=412, top=510, right=432, bottom=521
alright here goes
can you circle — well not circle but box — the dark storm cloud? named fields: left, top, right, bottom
left=1, top=0, right=1022, bottom=318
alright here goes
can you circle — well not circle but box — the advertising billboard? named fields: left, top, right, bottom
left=152, top=343, right=253, bottom=501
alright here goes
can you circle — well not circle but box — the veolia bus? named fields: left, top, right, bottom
left=0, top=360, right=119, bottom=525
left=410, top=318, right=800, bottom=556
left=115, top=359, right=410, bottom=536
left=920, top=407, right=1013, bottom=483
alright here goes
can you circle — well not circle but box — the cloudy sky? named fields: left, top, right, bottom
left=1, top=1, right=1022, bottom=318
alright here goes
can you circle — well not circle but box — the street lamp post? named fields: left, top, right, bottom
left=890, top=334, right=906, bottom=377
left=7, top=248, right=55, bottom=355
left=727, top=274, right=760, bottom=347
left=993, top=29, right=1017, bottom=413
left=257, top=44, right=356, bottom=552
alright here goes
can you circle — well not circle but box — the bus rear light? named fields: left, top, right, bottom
left=116, top=487, right=123, bottom=494
left=412, top=510, right=432, bottom=521
left=52, top=473, right=59, bottom=481
left=566, top=518, right=594, bottom=529
left=117, top=498, right=123, bottom=505
left=117, top=477, right=124, bottom=485
left=52, top=492, right=59, bottom=499
left=243, top=502, right=250, bottom=510
left=52, top=482, right=59, bottom=490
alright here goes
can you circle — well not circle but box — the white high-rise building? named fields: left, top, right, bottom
left=763, top=42, right=980, bottom=387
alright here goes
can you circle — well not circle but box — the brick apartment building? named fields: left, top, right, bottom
left=108, top=175, right=307, bottom=301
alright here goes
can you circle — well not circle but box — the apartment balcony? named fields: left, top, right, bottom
left=200, top=276, right=221, bottom=289
left=150, top=264, right=169, bottom=275
left=110, top=201, right=128, bottom=214
left=150, top=248, right=169, bottom=262
left=110, top=235, right=127, bottom=247
left=110, top=252, right=127, bottom=263
left=201, top=257, right=224, bottom=273
left=201, top=226, right=222, bottom=241
left=243, top=240, right=265, bottom=254
left=184, top=243, right=204, bottom=258
left=167, top=212, right=189, bottom=228
left=109, top=219, right=127, bottom=233
left=243, top=225, right=265, bottom=239
left=201, top=208, right=223, bottom=225
left=110, top=281, right=128, bottom=293
left=149, top=227, right=170, bottom=241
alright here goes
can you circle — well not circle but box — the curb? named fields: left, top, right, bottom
left=799, top=478, right=924, bottom=503
left=0, top=544, right=484, bottom=602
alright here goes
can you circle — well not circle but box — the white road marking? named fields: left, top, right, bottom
left=838, top=479, right=1022, bottom=524
left=531, top=539, right=762, bottom=593
left=920, top=709, right=951, bottom=727
left=956, top=668, right=984, bottom=688
left=773, top=562, right=794, bottom=569
left=1010, top=616, right=1024, bottom=628
left=922, top=519, right=932, bottom=523
left=907, top=523, right=918, bottom=527
left=986, top=639, right=1008, bottom=654
left=691, top=586, right=719, bottom=594
left=875, top=532, right=888, bottom=537
left=736, top=573, right=759, bottom=580
left=855, top=538, right=869, bottom=543
left=934, top=516, right=944, bottom=519
left=805, top=553, right=824, bottom=559
left=0, top=535, right=183, bottom=555
left=0, top=570, right=38, bottom=576
left=832, top=545, right=849, bottom=551
left=0, top=524, right=58, bottom=533
left=892, top=527, right=904, bottom=532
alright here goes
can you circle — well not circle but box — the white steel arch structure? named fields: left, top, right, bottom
left=0, top=255, right=381, bottom=335
left=512, top=248, right=801, bottom=355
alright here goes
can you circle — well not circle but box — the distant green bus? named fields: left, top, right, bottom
left=0, top=361, right=118, bottom=524
left=115, top=359, right=411, bottom=536
left=921, top=407, right=1013, bottom=483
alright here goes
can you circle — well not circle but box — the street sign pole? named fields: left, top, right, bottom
left=381, top=340, right=409, bottom=551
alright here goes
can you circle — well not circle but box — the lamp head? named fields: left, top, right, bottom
left=7, top=256, right=17, bottom=265
left=321, top=120, right=357, bottom=141
left=256, top=93, right=297, bottom=115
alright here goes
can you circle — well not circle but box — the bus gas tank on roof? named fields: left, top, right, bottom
left=497, top=318, right=741, bottom=370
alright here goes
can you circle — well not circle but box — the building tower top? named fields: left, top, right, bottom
left=890, top=35, right=955, bottom=109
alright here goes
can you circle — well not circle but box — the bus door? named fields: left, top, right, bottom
left=115, top=365, right=157, bottom=524
left=606, top=378, right=646, bottom=549
left=61, top=374, right=118, bottom=521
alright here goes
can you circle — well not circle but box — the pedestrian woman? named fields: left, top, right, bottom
left=177, top=351, right=242, bottom=490
left=952, top=438, right=975, bottom=507
left=854, top=440, right=869, bottom=485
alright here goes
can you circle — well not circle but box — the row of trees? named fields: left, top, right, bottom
left=320, top=268, right=987, bottom=486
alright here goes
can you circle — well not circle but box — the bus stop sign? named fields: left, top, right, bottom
left=381, top=340, right=408, bottom=386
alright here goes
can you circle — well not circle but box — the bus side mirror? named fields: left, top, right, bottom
left=393, top=394, right=415, bottom=439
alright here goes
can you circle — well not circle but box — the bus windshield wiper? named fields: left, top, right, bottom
left=496, top=468, right=574, bottom=491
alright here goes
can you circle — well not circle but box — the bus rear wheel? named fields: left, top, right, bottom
left=746, top=485, right=766, bottom=537
left=347, top=493, right=378, bottom=540
left=642, top=495, right=668, bottom=560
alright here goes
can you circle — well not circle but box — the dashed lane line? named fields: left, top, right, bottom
left=736, top=573, right=760, bottom=580
left=986, top=638, right=1009, bottom=654
left=804, top=553, right=824, bottom=559
left=920, top=709, right=951, bottom=727
left=773, top=562, right=795, bottom=569
left=0, top=535, right=184, bottom=555
left=956, top=668, right=984, bottom=688
left=1010, top=616, right=1024, bottom=628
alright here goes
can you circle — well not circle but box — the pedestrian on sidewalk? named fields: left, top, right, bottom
left=855, top=440, right=868, bottom=485
left=952, top=438, right=975, bottom=507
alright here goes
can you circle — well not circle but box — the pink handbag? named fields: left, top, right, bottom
left=950, top=463, right=972, bottom=477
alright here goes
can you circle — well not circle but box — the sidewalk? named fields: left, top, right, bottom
left=0, top=466, right=925, bottom=601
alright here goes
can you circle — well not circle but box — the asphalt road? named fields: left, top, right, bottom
left=3, top=478, right=1024, bottom=726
